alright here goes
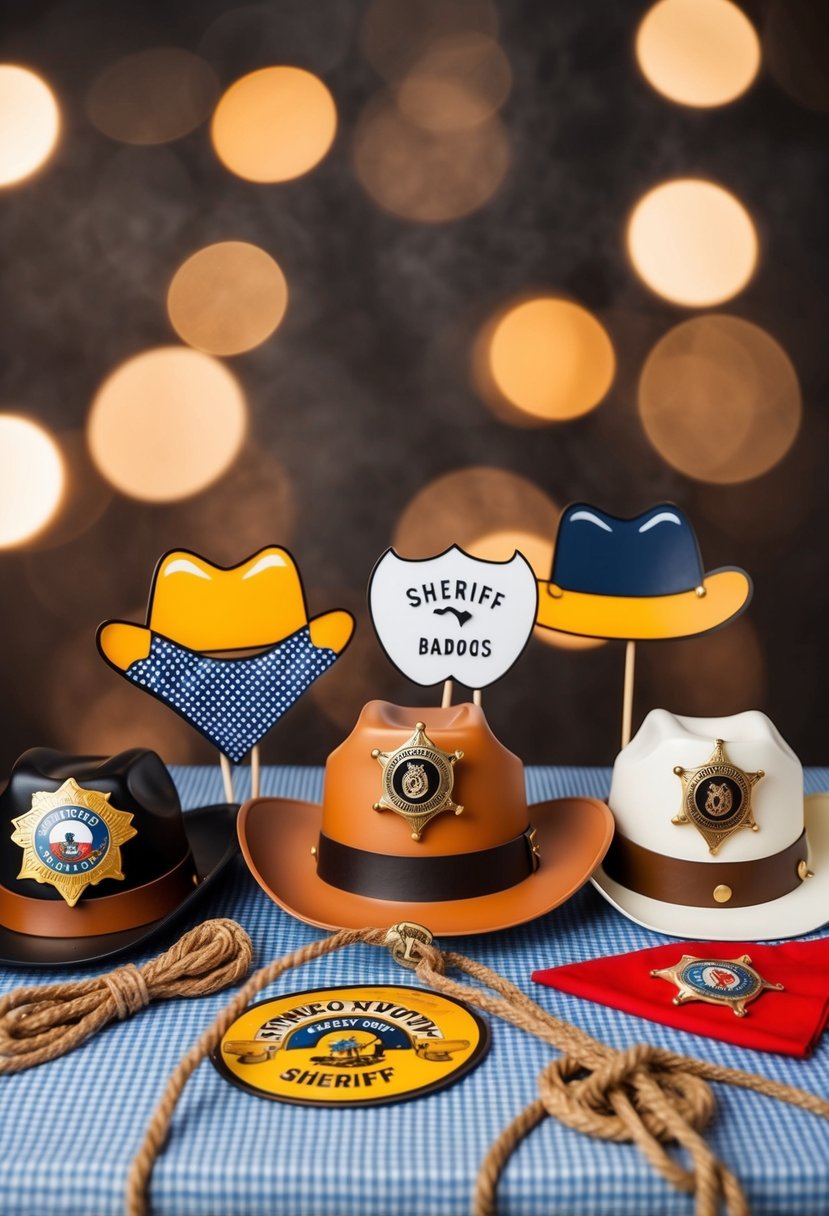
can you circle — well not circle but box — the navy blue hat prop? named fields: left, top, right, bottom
left=536, top=503, right=751, bottom=641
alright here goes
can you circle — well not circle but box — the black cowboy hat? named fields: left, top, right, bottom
left=0, top=747, right=237, bottom=967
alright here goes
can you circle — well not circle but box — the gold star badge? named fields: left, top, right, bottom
left=672, top=738, right=763, bottom=854
left=372, top=722, right=463, bottom=840
left=651, top=953, right=783, bottom=1018
left=11, top=778, right=137, bottom=907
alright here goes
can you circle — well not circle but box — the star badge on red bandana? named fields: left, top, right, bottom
left=651, top=953, right=783, bottom=1018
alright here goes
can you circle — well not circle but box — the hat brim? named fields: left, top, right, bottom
left=536, top=569, right=751, bottom=640
left=97, top=611, right=352, bottom=672
left=237, top=795, right=614, bottom=936
left=591, top=794, right=829, bottom=941
left=0, top=804, right=238, bottom=968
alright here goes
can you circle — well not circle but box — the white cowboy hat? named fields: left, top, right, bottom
left=592, top=709, right=828, bottom=940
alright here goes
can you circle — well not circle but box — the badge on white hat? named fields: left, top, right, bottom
left=672, top=738, right=764, bottom=854
left=593, top=709, right=826, bottom=941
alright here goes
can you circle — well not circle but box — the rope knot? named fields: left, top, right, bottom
left=103, top=965, right=151, bottom=1020
left=538, top=1042, right=716, bottom=1144
left=0, top=918, right=253, bottom=1077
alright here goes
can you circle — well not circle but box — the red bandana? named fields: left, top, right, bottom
left=532, top=939, right=829, bottom=1057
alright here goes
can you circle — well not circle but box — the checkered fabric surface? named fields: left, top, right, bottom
left=1, top=766, right=828, bottom=1216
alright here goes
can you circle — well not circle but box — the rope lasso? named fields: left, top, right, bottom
left=0, top=919, right=253, bottom=1074
left=125, top=925, right=829, bottom=1216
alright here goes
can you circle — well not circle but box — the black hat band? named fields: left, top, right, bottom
left=315, top=827, right=540, bottom=902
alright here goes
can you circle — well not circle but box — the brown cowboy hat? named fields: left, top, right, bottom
left=237, top=700, right=613, bottom=935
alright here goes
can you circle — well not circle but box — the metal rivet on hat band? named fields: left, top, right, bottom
left=798, top=859, right=814, bottom=880
left=713, top=884, right=732, bottom=903
left=695, top=585, right=707, bottom=598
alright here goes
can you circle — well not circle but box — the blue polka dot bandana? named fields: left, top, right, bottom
left=124, top=626, right=338, bottom=761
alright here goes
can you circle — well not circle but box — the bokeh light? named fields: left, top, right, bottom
left=763, top=0, right=829, bottom=113
left=26, top=431, right=112, bottom=551
left=464, top=528, right=606, bottom=651
left=211, top=66, right=337, bottom=183
left=638, top=315, right=801, bottom=484
left=0, top=65, right=60, bottom=186
left=396, top=35, right=511, bottom=131
left=627, top=179, right=757, bottom=306
left=354, top=97, right=508, bottom=222
left=167, top=241, right=288, bottom=356
left=396, top=471, right=607, bottom=654
left=88, top=347, right=247, bottom=502
left=478, top=297, right=615, bottom=424
left=636, top=0, right=760, bottom=108
left=394, top=466, right=559, bottom=557
left=86, top=48, right=219, bottom=145
left=0, top=415, right=64, bottom=547
left=362, top=0, right=499, bottom=81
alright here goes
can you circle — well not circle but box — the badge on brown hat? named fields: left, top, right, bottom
left=371, top=721, right=463, bottom=840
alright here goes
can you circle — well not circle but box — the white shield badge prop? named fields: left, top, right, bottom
left=369, top=547, right=538, bottom=688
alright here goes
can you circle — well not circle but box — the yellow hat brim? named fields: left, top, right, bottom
left=98, top=610, right=354, bottom=673
left=535, top=569, right=751, bottom=641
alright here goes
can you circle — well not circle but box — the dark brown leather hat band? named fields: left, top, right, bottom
left=315, top=827, right=540, bottom=902
left=0, top=851, right=197, bottom=938
left=603, top=830, right=808, bottom=909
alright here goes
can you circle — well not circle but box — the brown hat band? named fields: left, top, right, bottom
left=603, top=829, right=808, bottom=909
left=315, top=826, right=540, bottom=902
left=0, top=851, right=197, bottom=939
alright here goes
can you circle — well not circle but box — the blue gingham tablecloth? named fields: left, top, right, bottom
left=2, top=766, right=828, bottom=1216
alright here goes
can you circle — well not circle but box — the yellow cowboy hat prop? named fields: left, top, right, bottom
left=98, top=547, right=354, bottom=764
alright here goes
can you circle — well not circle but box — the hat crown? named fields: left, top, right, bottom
left=322, top=701, right=528, bottom=857
left=609, top=709, right=804, bottom=863
left=148, top=547, right=308, bottom=652
left=0, top=748, right=190, bottom=902
left=552, top=504, right=705, bottom=597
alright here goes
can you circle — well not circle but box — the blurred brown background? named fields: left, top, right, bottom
left=0, top=0, right=827, bottom=772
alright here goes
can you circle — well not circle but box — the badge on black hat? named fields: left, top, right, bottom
left=11, top=778, right=136, bottom=907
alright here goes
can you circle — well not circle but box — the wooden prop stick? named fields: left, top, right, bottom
left=250, top=746, right=261, bottom=800
left=473, top=689, right=482, bottom=707
left=219, top=753, right=235, bottom=804
left=441, top=680, right=453, bottom=708
left=621, top=640, right=636, bottom=750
